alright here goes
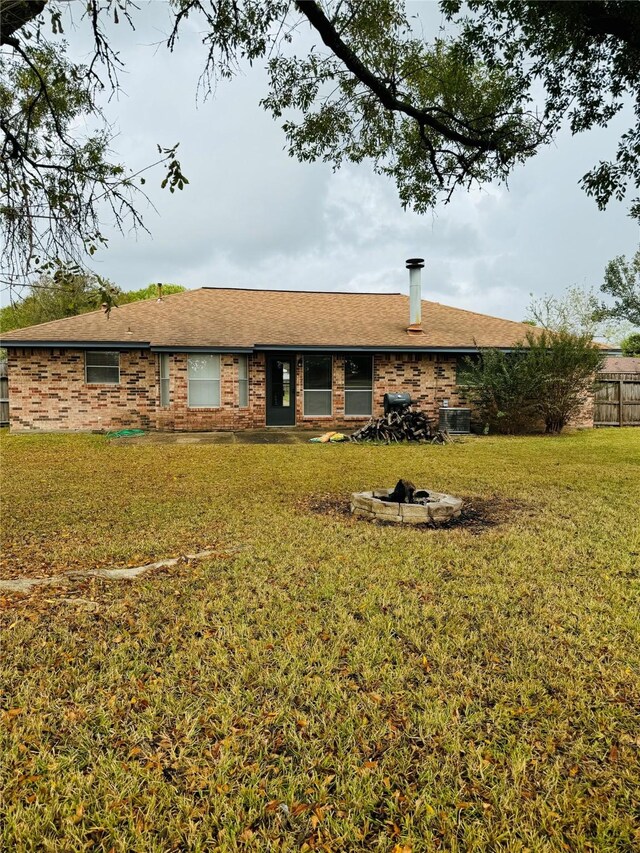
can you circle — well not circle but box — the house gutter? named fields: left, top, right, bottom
left=150, top=346, right=254, bottom=353
left=254, top=344, right=512, bottom=353
left=3, top=341, right=594, bottom=355
left=0, top=340, right=151, bottom=350
left=0, top=341, right=254, bottom=353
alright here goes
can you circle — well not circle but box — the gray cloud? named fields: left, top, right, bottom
left=21, top=2, right=640, bottom=326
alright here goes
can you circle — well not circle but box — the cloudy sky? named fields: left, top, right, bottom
left=61, top=1, right=638, bottom=323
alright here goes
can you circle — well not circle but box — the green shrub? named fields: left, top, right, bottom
left=459, top=348, right=540, bottom=434
left=461, top=330, right=605, bottom=434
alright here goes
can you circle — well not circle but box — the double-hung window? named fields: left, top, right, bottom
left=238, top=355, right=249, bottom=407
left=303, top=355, right=332, bottom=416
left=85, top=351, right=119, bottom=384
left=344, top=355, right=373, bottom=415
left=188, top=354, right=220, bottom=408
left=159, top=354, right=170, bottom=407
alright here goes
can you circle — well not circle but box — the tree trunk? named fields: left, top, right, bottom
left=545, top=417, right=566, bottom=434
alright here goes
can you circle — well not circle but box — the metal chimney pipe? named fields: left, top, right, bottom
left=406, top=258, right=424, bottom=334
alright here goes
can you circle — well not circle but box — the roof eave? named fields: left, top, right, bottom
left=0, top=339, right=151, bottom=349
left=0, top=340, right=527, bottom=353
left=254, top=344, right=502, bottom=353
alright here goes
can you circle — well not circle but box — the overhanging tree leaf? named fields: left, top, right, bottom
left=2, top=0, right=639, bottom=298
left=596, top=246, right=640, bottom=326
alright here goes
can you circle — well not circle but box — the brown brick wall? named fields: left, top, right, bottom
left=572, top=391, right=596, bottom=429
left=374, top=353, right=468, bottom=420
left=155, top=353, right=267, bottom=431
left=6, top=348, right=592, bottom=432
left=7, top=348, right=157, bottom=432
left=294, top=353, right=466, bottom=429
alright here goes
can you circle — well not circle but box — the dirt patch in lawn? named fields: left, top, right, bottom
left=301, top=493, right=530, bottom=531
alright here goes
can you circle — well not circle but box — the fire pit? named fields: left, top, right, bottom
left=351, top=479, right=462, bottom=525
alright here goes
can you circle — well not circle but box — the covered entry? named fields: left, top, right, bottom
left=266, top=354, right=296, bottom=426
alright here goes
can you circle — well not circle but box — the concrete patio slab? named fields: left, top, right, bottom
left=109, top=429, right=327, bottom=446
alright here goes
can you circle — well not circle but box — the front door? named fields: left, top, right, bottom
left=266, top=354, right=296, bottom=426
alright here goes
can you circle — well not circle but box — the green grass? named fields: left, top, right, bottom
left=1, top=429, right=639, bottom=852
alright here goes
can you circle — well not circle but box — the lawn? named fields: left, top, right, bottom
left=1, top=429, right=639, bottom=852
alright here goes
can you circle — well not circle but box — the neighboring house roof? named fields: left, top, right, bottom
left=0, top=286, right=539, bottom=351
left=600, top=355, right=640, bottom=374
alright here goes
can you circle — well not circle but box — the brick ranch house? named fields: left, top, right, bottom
left=0, top=262, right=595, bottom=432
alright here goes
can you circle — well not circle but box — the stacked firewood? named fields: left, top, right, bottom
left=349, top=408, right=452, bottom=444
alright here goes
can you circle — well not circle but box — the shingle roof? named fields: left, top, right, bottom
left=0, top=286, right=538, bottom=350
left=600, top=355, right=640, bottom=374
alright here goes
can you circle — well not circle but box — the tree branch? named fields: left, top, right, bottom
left=574, top=1, right=640, bottom=51
left=0, top=0, right=46, bottom=46
left=294, top=0, right=512, bottom=153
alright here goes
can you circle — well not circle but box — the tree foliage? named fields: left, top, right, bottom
left=596, top=246, right=640, bottom=326
left=1, top=0, right=639, bottom=293
left=525, top=283, right=634, bottom=346
left=0, top=274, right=185, bottom=333
left=462, top=330, right=604, bottom=434
left=261, top=1, right=543, bottom=213
left=620, top=332, right=640, bottom=358
left=526, top=330, right=605, bottom=434
left=0, top=269, right=113, bottom=333
left=118, top=283, right=186, bottom=305
left=441, top=1, right=640, bottom=217
left=459, top=347, right=540, bottom=434
left=0, top=0, right=187, bottom=293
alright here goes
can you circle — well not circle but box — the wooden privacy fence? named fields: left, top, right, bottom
left=594, top=372, right=640, bottom=427
left=0, top=360, right=8, bottom=426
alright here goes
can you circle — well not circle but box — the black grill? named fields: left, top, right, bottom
left=384, top=392, right=411, bottom=415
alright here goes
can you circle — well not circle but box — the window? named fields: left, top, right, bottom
left=303, top=355, right=332, bottom=416
left=159, top=353, right=170, bottom=407
left=188, top=354, right=220, bottom=407
left=86, top=351, right=119, bottom=384
left=238, top=355, right=249, bottom=407
left=456, top=355, right=478, bottom=387
left=345, top=355, right=373, bottom=415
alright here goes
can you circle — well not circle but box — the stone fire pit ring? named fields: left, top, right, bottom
left=351, top=488, right=463, bottom=525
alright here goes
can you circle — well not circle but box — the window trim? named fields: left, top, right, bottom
left=303, top=354, right=333, bottom=418
left=344, top=354, right=373, bottom=417
left=159, top=353, right=170, bottom=407
left=456, top=354, right=478, bottom=387
left=237, top=354, right=249, bottom=408
left=187, top=353, right=221, bottom=409
left=85, top=350, right=120, bottom=385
